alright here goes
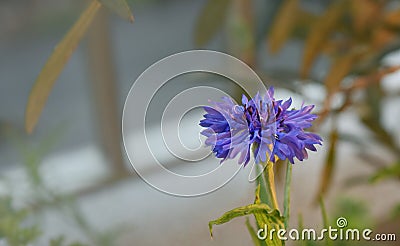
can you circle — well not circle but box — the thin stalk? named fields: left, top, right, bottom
left=256, top=162, right=271, bottom=205
left=283, top=160, right=292, bottom=229
left=319, top=196, right=333, bottom=246
left=263, top=161, right=279, bottom=211
left=319, top=196, right=329, bottom=229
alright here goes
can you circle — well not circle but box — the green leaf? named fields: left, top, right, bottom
left=208, top=203, right=282, bottom=238
left=194, top=0, right=231, bottom=47
left=209, top=185, right=284, bottom=245
left=99, top=0, right=134, bottom=22
left=0, top=196, right=41, bottom=245
left=253, top=211, right=284, bottom=246
left=25, top=1, right=101, bottom=134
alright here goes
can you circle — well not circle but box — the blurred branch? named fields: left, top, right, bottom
left=341, top=65, right=400, bottom=92
left=351, top=39, right=400, bottom=75
left=316, top=65, right=400, bottom=126
left=87, top=7, right=127, bottom=175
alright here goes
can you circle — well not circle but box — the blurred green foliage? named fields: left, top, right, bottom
left=0, top=196, right=40, bottom=246
left=209, top=185, right=284, bottom=246
left=297, top=197, right=372, bottom=246
left=0, top=125, right=121, bottom=245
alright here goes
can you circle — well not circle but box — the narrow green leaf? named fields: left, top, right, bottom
left=283, top=160, right=292, bottom=230
left=194, top=0, right=231, bottom=47
left=99, top=0, right=134, bottom=22
left=25, top=1, right=101, bottom=134
left=298, top=213, right=304, bottom=232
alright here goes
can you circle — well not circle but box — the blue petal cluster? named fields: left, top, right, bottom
left=199, top=87, right=322, bottom=165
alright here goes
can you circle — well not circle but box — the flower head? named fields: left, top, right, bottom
left=199, top=87, right=322, bottom=165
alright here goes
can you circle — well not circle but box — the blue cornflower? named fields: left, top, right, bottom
left=199, top=87, right=322, bottom=165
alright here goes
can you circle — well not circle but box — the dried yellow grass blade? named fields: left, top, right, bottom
left=25, top=1, right=101, bottom=134
left=325, top=50, right=362, bottom=95
left=372, top=8, right=400, bottom=50
left=300, top=0, right=346, bottom=78
left=100, top=0, right=134, bottom=22
left=351, top=0, right=383, bottom=35
left=268, top=0, right=298, bottom=54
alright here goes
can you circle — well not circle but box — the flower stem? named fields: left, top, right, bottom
left=263, top=161, right=279, bottom=211
left=283, top=160, right=292, bottom=229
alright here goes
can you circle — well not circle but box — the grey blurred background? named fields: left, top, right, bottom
left=1, top=0, right=400, bottom=245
